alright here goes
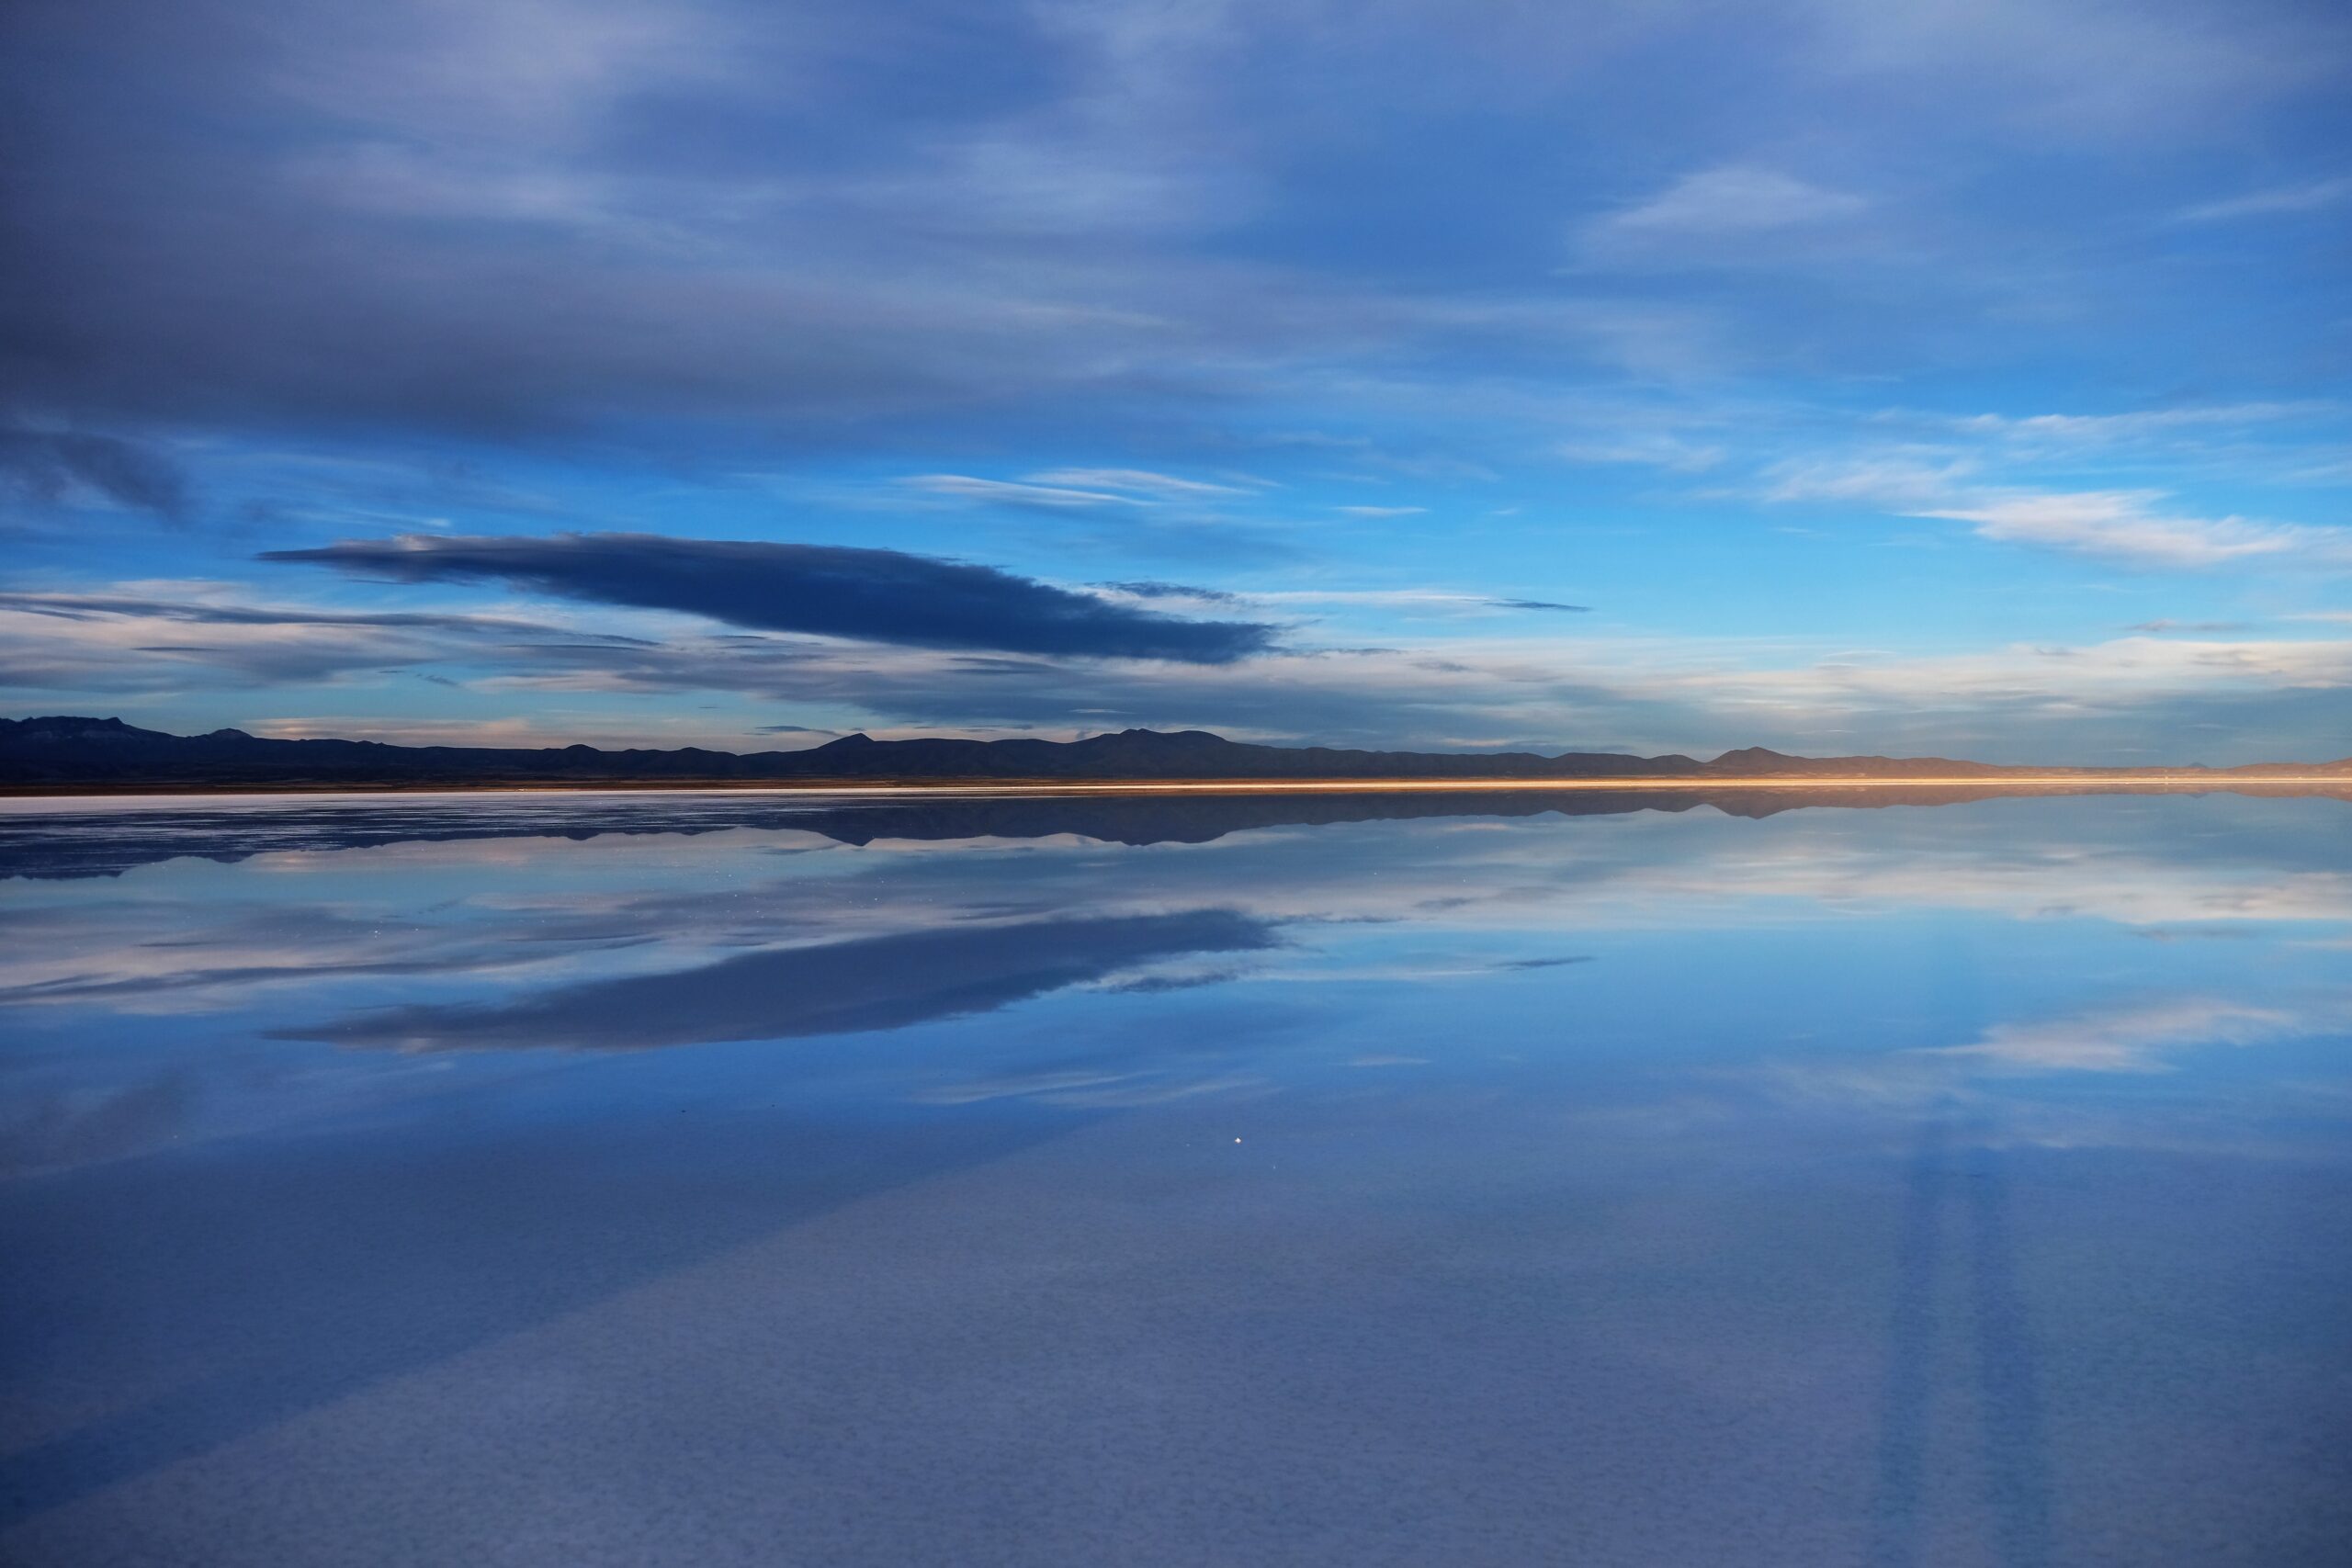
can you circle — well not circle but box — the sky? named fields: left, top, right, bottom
left=2, top=0, right=2348, bottom=763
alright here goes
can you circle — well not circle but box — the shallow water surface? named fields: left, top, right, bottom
left=3, top=788, right=2348, bottom=1565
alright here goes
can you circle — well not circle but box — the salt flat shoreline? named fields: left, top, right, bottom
left=5, top=773, right=2350, bottom=808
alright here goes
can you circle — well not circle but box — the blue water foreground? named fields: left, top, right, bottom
left=2, top=788, right=2347, bottom=1565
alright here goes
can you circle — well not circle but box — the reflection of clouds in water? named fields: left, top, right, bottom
left=6, top=796, right=2352, bottom=1015
left=1537, top=851, right=2352, bottom=931
left=0, top=898, right=668, bottom=1013
left=1707, top=994, right=2352, bottom=1161
left=288, top=910, right=1279, bottom=1054
left=2, top=797, right=2348, bottom=1563
left=1924, top=998, right=2301, bottom=1074
left=5, top=796, right=2348, bottom=1187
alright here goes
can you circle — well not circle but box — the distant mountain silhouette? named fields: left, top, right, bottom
left=3, top=716, right=2346, bottom=792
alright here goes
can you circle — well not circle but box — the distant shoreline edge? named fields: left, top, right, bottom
left=7, top=773, right=2352, bottom=802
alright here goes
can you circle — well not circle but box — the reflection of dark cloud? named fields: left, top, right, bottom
left=266, top=533, right=1278, bottom=663
left=288, top=910, right=1278, bottom=1053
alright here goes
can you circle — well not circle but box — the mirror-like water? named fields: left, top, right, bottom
left=3, top=789, right=2347, bottom=1565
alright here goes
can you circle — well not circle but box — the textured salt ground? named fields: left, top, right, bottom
left=3, top=1092, right=2345, bottom=1568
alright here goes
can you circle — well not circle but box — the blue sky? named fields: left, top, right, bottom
left=2, top=0, right=2347, bottom=761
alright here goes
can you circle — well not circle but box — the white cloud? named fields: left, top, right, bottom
left=1765, top=456, right=1975, bottom=510
left=1804, top=0, right=2339, bottom=136
left=2176, top=177, right=2352, bottom=224
left=1950, top=401, right=2336, bottom=445
left=1922, top=491, right=2335, bottom=569
left=1024, top=468, right=1252, bottom=498
left=1684, top=632, right=2352, bottom=714
left=1557, top=434, right=1727, bottom=472
left=899, top=474, right=1148, bottom=509
left=1769, top=458, right=2352, bottom=570
left=1591, top=166, right=1866, bottom=242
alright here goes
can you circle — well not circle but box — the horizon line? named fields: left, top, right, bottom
left=8, top=774, right=2352, bottom=807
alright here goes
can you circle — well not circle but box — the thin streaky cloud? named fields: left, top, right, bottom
left=1025, top=468, right=1252, bottom=498
left=1584, top=166, right=1866, bottom=250
left=899, top=475, right=1150, bottom=510
left=2175, top=177, right=2352, bottom=223
left=1768, top=461, right=2352, bottom=570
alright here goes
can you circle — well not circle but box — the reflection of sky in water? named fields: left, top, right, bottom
left=2, top=792, right=2347, bottom=1565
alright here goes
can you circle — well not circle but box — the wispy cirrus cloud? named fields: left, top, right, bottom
left=1948, top=401, right=2341, bottom=446
left=1593, top=166, right=1867, bottom=241
left=1768, top=458, right=2352, bottom=570
left=899, top=475, right=1150, bottom=511
left=1024, top=468, right=1255, bottom=499
left=2175, top=176, right=2352, bottom=223
left=1578, top=165, right=1873, bottom=270
left=1920, top=491, right=2342, bottom=569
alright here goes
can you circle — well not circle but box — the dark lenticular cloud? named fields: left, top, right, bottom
left=263, top=534, right=1281, bottom=664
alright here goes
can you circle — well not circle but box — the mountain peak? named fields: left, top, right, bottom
left=2, top=716, right=178, bottom=744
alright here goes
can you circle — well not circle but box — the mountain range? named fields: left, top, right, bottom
left=4, top=716, right=2347, bottom=792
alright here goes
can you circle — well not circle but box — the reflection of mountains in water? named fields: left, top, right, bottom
left=6, top=782, right=2349, bottom=881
